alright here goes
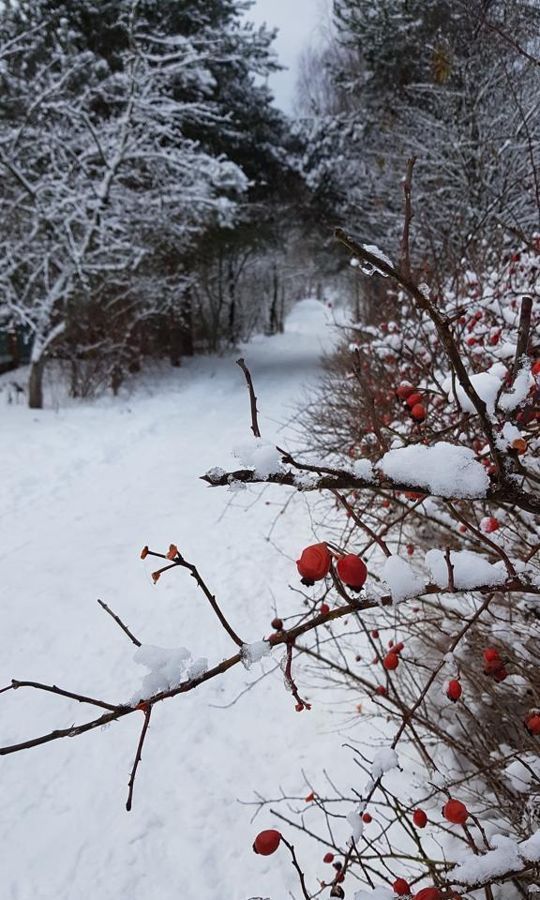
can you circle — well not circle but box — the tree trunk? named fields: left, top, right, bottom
left=28, top=357, right=45, bottom=409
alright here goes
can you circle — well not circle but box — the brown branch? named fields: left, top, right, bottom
left=202, top=464, right=540, bottom=516
left=144, top=548, right=244, bottom=647
left=236, top=357, right=261, bottom=438
left=97, top=598, right=141, bottom=647
left=512, top=295, right=533, bottom=378
left=400, top=156, right=416, bottom=281
left=126, top=704, right=152, bottom=811
left=8, top=679, right=119, bottom=711
left=281, top=836, right=311, bottom=900
left=334, top=227, right=507, bottom=480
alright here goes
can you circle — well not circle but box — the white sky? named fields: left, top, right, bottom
left=247, top=0, right=323, bottom=113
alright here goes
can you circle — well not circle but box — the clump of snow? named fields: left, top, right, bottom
left=354, top=888, right=394, bottom=900
left=504, top=756, right=540, bottom=793
left=233, top=439, right=283, bottom=478
left=499, top=361, right=533, bottom=411
left=352, top=458, right=376, bottom=481
left=205, top=466, right=226, bottom=481
left=370, top=748, right=400, bottom=780
left=240, top=640, right=272, bottom=670
left=359, top=244, right=393, bottom=277
left=379, top=442, right=489, bottom=498
left=425, top=549, right=506, bottom=590
left=347, top=808, right=364, bottom=843
left=442, top=371, right=502, bottom=415
left=520, top=829, right=540, bottom=862
left=381, top=555, right=424, bottom=601
left=500, top=421, right=522, bottom=447
left=131, top=645, right=193, bottom=703
left=450, top=834, right=523, bottom=884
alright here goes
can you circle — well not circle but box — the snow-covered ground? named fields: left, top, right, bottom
left=1, top=300, right=365, bottom=900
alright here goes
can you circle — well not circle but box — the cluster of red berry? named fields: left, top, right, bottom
left=396, top=383, right=426, bottom=422
left=296, top=542, right=368, bottom=592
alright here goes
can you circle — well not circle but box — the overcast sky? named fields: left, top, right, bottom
left=246, top=0, right=324, bottom=113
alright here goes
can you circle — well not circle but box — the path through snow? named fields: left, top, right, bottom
left=0, top=300, right=363, bottom=900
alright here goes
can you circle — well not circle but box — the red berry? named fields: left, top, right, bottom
left=443, top=799, right=469, bottom=825
left=383, top=651, right=399, bottom=670
left=371, top=629, right=379, bottom=638
left=393, top=878, right=411, bottom=896
left=406, top=392, right=423, bottom=408
left=388, top=639, right=394, bottom=648
left=412, top=809, right=428, bottom=828
left=493, top=667, right=509, bottom=682
left=446, top=679, right=462, bottom=702
left=271, top=617, right=283, bottom=631
left=532, top=359, right=540, bottom=376
left=394, top=642, right=404, bottom=654
left=336, top=554, right=368, bottom=591
left=396, top=383, right=415, bottom=400
left=296, top=543, right=331, bottom=585
left=406, top=543, right=414, bottom=556
left=410, top=403, right=426, bottom=421
left=320, top=602, right=330, bottom=616
left=481, top=516, right=499, bottom=533
left=323, top=852, right=335, bottom=863
left=375, top=685, right=387, bottom=696
left=525, top=713, right=540, bottom=735
left=362, top=812, right=372, bottom=823
left=305, top=791, right=315, bottom=802
left=483, top=647, right=501, bottom=663
left=253, top=829, right=281, bottom=855
left=414, top=890, right=441, bottom=900
left=467, top=336, right=477, bottom=346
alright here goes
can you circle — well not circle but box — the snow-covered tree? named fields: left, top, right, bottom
left=0, top=0, right=293, bottom=405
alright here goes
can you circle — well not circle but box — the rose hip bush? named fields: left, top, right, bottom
left=1, top=222, right=539, bottom=899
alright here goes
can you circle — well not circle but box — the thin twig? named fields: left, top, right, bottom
left=400, top=156, right=416, bottom=281
left=97, top=598, right=141, bottom=647
left=126, top=704, right=152, bottom=811
left=236, top=357, right=261, bottom=438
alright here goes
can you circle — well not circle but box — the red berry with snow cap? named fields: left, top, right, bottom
left=297, top=543, right=331, bottom=585
left=412, top=809, right=428, bottom=828
left=443, top=799, right=469, bottom=825
left=482, top=517, right=500, bottom=534
left=393, top=878, right=411, bottom=896
left=336, top=554, right=367, bottom=591
left=446, top=679, right=462, bottom=702
left=253, top=829, right=281, bottom=855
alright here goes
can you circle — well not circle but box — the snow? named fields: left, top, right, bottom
left=450, top=834, right=524, bottom=885
left=520, top=829, right=540, bottom=862
left=379, top=442, right=489, bottom=498
left=381, top=556, right=424, bottom=601
left=370, top=748, right=400, bottom=780
left=442, top=371, right=502, bottom=415
left=0, top=299, right=357, bottom=900
left=240, top=640, right=272, bottom=669
left=130, top=645, right=192, bottom=703
left=499, top=361, right=532, bottom=411
left=233, top=438, right=283, bottom=478
left=354, top=888, right=394, bottom=900
left=360, top=243, right=394, bottom=277
left=425, top=549, right=506, bottom=590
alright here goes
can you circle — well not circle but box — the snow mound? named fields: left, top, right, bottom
left=381, top=555, right=424, bottom=601
left=379, top=442, right=489, bottom=498
left=233, top=438, right=283, bottom=478
left=425, top=549, right=506, bottom=590
left=130, top=645, right=204, bottom=703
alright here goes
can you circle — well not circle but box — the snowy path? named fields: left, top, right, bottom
left=0, top=301, right=362, bottom=900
